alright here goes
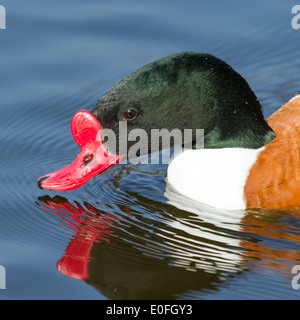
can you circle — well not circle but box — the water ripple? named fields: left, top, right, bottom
left=34, top=162, right=300, bottom=299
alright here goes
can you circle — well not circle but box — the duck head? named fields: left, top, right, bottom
left=38, top=52, right=275, bottom=190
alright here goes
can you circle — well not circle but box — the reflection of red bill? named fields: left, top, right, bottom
left=39, top=196, right=114, bottom=280
left=38, top=110, right=122, bottom=190
left=39, top=197, right=91, bottom=280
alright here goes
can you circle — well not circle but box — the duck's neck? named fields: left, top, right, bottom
left=167, top=147, right=263, bottom=210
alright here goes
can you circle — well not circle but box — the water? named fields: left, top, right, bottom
left=1, top=0, right=300, bottom=299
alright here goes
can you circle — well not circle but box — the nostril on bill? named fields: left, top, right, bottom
left=38, top=176, right=50, bottom=189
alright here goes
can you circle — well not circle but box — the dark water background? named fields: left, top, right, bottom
left=1, top=0, right=300, bottom=299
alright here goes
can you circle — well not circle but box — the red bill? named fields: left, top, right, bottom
left=38, top=110, right=122, bottom=190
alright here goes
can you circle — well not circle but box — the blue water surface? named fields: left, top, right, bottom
left=1, top=0, right=300, bottom=300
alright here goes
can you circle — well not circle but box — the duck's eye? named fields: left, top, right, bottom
left=83, top=154, right=93, bottom=165
left=122, top=108, right=138, bottom=121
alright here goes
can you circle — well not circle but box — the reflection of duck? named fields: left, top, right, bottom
left=38, top=193, right=300, bottom=299
left=38, top=194, right=245, bottom=299
left=38, top=52, right=300, bottom=209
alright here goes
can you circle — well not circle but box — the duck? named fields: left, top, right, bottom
left=38, top=51, right=300, bottom=210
